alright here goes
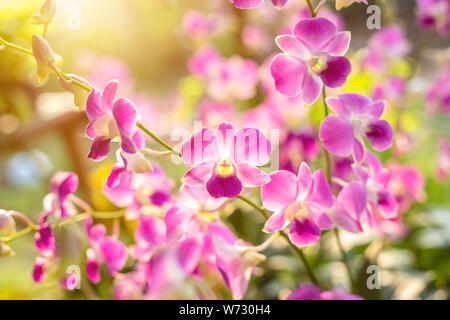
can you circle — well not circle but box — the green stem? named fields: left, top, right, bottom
left=137, top=122, right=181, bottom=157
left=334, top=228, right=356, bottom=293
left=321, top=88, right=332, bottom=184
left=1, top=209, right=126, bottom=244
left=305, top=0, right=316, bottom=17
left=321, top=87, right=356, bottom=293
left=237, top=195, right=321, bottom=286
left=0, top=36, right=33, bottom=55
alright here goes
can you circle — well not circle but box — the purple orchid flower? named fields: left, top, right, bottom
left=319, top=93, right=394, bottom=163
left=181, top=121, right=271, bottom=199
left=85, top=79, right=141, bottom=161
left=261, top=162, right=334, bottom=247
left=270, top=17, right=352, bottom=104
left=84, top=218, right=128, bottom=284
left=43, top=171, right=78, bottom=218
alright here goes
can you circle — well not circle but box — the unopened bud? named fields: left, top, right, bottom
left=31, top=0, right=57, bottom=25
left=0, top=210, right=16, bottom=236
left=32, top=35, right=62, bottom=83
left=0, top=242, right=15, bottom=257
left=60, top=74, right=90, bottom=109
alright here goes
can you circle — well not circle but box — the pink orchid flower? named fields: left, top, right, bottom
left=182, top=10, right=220, bottom=39
left=416, top=0, right=450, bottom=36
left=104, top=162, right=173, bottom=219
left=270, top=17, right=352, bottom=104
left=181, top=121, right=271, bottom=199
left=84, top=218, right=128, bottom=284
left=35, top=215, right=56, bottom=256
left=319, top=93, right=394, bottom=163
left=261, top=162, right=334, bottom=247
left=387, top=164, right=425, bottom=214
left=209, top=222, right=265, bottom=300
left=85, top=79, right=141, bottom=161
left=229, top=0, right=288, bottom=9
left=334, top=152, right=399, bottom=234
left=287, top=283, right=363, bottom=300
left=32, top=256, right=50, bottom=283
left=43, top=171, right=78, bottom=218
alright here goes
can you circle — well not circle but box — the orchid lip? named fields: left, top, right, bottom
left=214, top=159, right=235, bottom=177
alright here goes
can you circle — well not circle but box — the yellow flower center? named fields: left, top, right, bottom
left=215, top=159, right=234, bottom=177
left=310, top=55, right=327, bottom=73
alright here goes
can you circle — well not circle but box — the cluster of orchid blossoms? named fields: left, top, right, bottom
left=0, top=0, right=447, bottom=300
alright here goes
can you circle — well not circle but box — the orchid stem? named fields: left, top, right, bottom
left=305, top=0, right=316, bottom=17
left=334, top=228, right=356, bottom=293
left=137, top=122, right=181, bottom=157
left=321, top=87, right=356, bottom=293
left=237, top=195, right=321, bottom=286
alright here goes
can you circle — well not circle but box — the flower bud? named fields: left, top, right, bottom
left=0, top=210, right=16, bottom=236
left=0, top=242, right=15, bottom=257
left=59, top=74, right=90, bottom=109
left=31, top=0, right=57, bottom=25
left=32, top=34, right=62, bottom=83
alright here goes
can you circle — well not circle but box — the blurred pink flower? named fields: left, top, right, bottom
left=416, top=0, right=450, bottom=36
left=287, top=283, right=363, bottom=300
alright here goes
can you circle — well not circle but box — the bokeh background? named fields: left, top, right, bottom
left=0, top=0, right=450, bottom=299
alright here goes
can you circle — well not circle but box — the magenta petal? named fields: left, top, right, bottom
left=101, top=80, right=119, bottom=111
left=86, top=248, right=100, bottom=284
left=287, top=284, right=322, bottom=300
left=297, top=162, right=313, bottom=199
left=86, top=122, right=96, bottom=139
left=232, top=128, right=271, bottom=166
left=302, top=71, right=322, bottom=105
left=106, top=165, right=126, bottom=189
left=270, top=54, right=306, bottom=97
left=275, top=35, right=309, bottom=59
left=135, top=216, right=166, bottom=246
left=321, top=31, right=351, bottom=56
left=376, top=190, right=398, bottom=219
left=271, top=0, right=288, bottom=8
left=261, top=170, right=298, bottom=211
left=85, top=88, right=104, bottom=121
left=365, top=119, right=394, bottom=151
left=308, top=170, right=334, bottom=209
left=236, top=163, right=269, bottom=187
left=332, top=205, right=363, bottom=233
left=182, top=163, right=213, bottom=186
left=215, top=121, right=235, bottom=158
left=206, top=174, right=243, bottom=198
left=264, top=209, right=287, bottom=233
left=319, top=115, right=353, bottom=157
left=337, top=181, right=367, bottom=220
left=294, top=18, right=337, bottom=52
left=338, top=93, right=372, bottom=114
left=177, top=237, right=202, bottom=274
left=100, top=237, right=127, bottom=274
left=315, top=212, right=333, bottom=230
left=230, top=0, right=264, bottom=9
left=88, top=136, right=111, bottom=161
left=353, top=138, right=366, bottom=163
left=366, top=100, right=385, bottom=119
left=181, top=128, right=217, bottom=166
left=289, top=218, right=321, bottom=247
left=319, top=56, right=352, bottom=88
left=325, top=97, right=350, bottom=118
left=32, top=257, right=47, bottom=283
left=113, top=98, right=138, bottom=153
